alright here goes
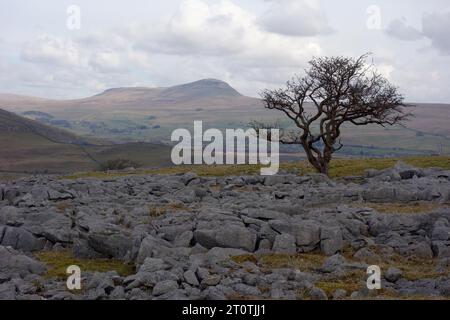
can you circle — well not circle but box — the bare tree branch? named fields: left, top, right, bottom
left=255, top=53, right=412, bottom=175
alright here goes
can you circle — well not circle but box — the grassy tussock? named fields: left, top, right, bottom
left=352, top=201, right=449, bottom=215
left=35, top=250, right=135, bottom=279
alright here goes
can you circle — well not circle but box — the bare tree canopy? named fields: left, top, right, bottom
left=256, top=54, right=412, bottom=175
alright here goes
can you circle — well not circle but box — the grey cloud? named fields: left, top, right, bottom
left=385, top=19, right=423, bottom=41
left=386, top=12, right=450, bottom=55
left=422, top=11, right=450, bottom=55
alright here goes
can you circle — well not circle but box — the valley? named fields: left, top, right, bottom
left=1, top=79, right=449, bottom=158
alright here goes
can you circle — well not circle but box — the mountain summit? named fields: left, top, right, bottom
left=95, top=79, right=242, bottom=101
left=162, top=79, right=242, bottom=99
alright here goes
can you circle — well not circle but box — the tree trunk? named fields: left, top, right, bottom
left=302, top=142, right=322, bottom=174
left=320, top=146, right=333, bottom=176
left=319, top=161, right=329, bottom=176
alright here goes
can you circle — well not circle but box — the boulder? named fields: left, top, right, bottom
left=310, top=287, right=328, bottom=300
left=204, top=247, right=247, bottom=264
left=269, top=219, right=320, bottom=251
left=87, top=272, right=116, bottom=299
left=4, top=188, right=21, bottom=205
left=136, top=235, right=190, bottom=265
left=264, top=175, right=290, bottom=186
left=201, top=275, right=222, bottom=287
left=0, top=246, right=46, bottom=278
left=0, top=226, right=45, bottom=252
left=385, top=267, right=403, bottom=283
left=87, top=232, right=133, bottom=260
left=432, top=241, right=450, bottom=259
left=139, top=258, right=170, bottom=273
left=0, top=282, right=16, bottom=300
left=173, top=231, right=194, bottom=247
left=332, top=289, right=347, bottom=300
left=431, top=226, right=450, bottom=241
left=183, top=270, right=199, bottom=286
left=47, top=189, right=74, bottom=201
left=272, top=234, right=297, bottom=254
left=181, top=172, right=199, bottom=186
left=432, top=220, right=450, bottom=241
left=321, top=254, right=346, bottom=273
left=394, top=162, right=423, bottom=180
left=242, top=208, right=288, bottom=221
left=152, top=280, right=179, bottom=296
left=320, top=226, right=343, bottom=256
left=0, top=206, right=22, bottom=225
left=194, top=226, right=256, bottom=252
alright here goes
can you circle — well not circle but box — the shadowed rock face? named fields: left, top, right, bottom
left=0, top=163, right=450, bottom=300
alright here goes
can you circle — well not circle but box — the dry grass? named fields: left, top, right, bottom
left=352, top=201, right=448, bottom=215
left=149, top=202, right=191, bottom=218
left=231, top=254, right=259, bottom=265
left=258, top=253, right=327, bottom=272
left=55, top=200, right=73, bottom=213
left=232, top=253, right=327, bottom=273
left=315, top=270, right=366, bottom=296
left=232, top=249, right=450, bottom=300
left=35, top=250, right=135, bottom=279
left=356, top=248, right=449, bottom=282
left=63, top=155, right=450, bottom=180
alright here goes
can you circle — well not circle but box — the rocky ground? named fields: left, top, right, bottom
left=1, top=162, right=450, bottom=300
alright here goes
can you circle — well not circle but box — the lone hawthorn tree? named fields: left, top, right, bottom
left=256, top=54, right=411, bottom=176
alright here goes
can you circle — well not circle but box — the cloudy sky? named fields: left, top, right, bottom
left=1, top=0, right=450, bottom=102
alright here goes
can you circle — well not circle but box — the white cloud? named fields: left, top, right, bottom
left=377, top=64, right=395, bottom=80
left=90, top=49, right=123, bottom=73
left=21, top=34, right=84, bottom=67
left=127, top=50, right=152, bottom=68
left=4, top=0, right=450, bottom=103
left=8, top=0, right=324, bottom=98
left=261, top=0, right=332, bottom=37
left=132, top=0, right=321, bottom=67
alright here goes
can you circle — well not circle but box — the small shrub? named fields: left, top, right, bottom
left=99, top=158, right=141, bottom=171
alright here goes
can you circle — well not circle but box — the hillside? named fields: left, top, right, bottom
left=0, top=79, right=259, bottom=113
left=0, top=109, right=171, bottom=174
left=1, top=80, right=450, bottom=155
left=0, top=108, right=89, bottom=145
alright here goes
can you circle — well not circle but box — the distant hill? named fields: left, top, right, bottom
left=96, top=79, right=241, bottom=100
left=0, top=109, right=171, bottom=173
left=0, top=79, right=449, bottom=156
left=0, top=79, right=260, bottom=113
left=0, top=78, right=270, bottom=144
